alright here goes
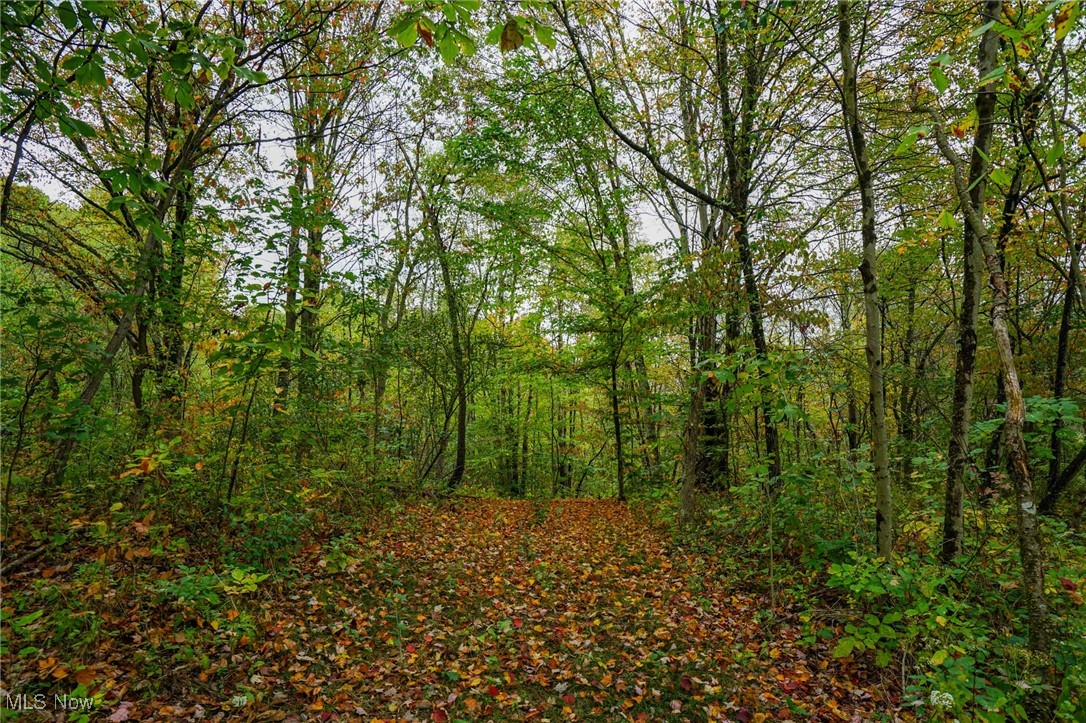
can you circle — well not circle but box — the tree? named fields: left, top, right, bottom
left=836, top=0, right=893, bottom=557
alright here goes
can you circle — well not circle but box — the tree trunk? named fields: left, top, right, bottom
left=838, top=0, right=893, bottom=557
left=42, top=189, right=177, bottom=487
left=933, top=110, right=1050, bottom=654
left=611, top=354, right=625, bottom=501
left=940, top=0, right=1001, bottom=563
left=159, top=182, right=193, bottom=412
left=1045, top=239, right=1080, bottom=509
left=276, top=155, right=307, bottom=408
left=522, top=385, right=533, bottom=496
left=428, top=203, right=467, bottom=491
left=680, top=314, right=714, bottom=522
left=298, top=224, right=323, bottom=400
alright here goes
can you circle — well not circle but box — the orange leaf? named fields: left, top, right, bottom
left=418, top=23, right=434, bottom=47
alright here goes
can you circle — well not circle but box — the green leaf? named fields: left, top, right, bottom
left=535, top=23, right=556, bottom=50
left=977, top=64, right=1006, bottom=87
left=387, top=14, right=418, bottom=38
left=937, top=209, right=958, bottom=228
left=175, top=81, right=194, bottom=109
left=57, top=2, right=79, bottom=31
left=832, top=636, right=856, bottom=658
left=990, top=168, right=1012, bottom=186
left=235, top=67, right=269, bottom=84
left=930, top=66, right=949, bottom=94
left=75, top=59, right=107, bottom=87
left=14, top=609, right=45, bottom=626
left=58, top=114, right=97, bottom=138
left=397, top=22, right=418, bottom=48
left=931, top=648, right=949, bottom=665
left=1045, top=139, right=1065, bottom=167
left=439, top=33, right=459, bottom=64
left=895, top=125, right=929, bottom=155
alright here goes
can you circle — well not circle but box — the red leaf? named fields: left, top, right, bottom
left=487, top=685, right=500, bottom=697
left=417, top=23, right=434, bottom=47
left=513, top=617, right=523, bottom=628
left=433, top=710, right=449, bottom=723
left=1060, top=577, right=1078, bottom=591
left=562, top=694, right=575, bottom=706
left=680, top=675, right=692, bottom=692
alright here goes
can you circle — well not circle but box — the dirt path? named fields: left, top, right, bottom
left=266, top=499, right=892, bottom=721
left=2, top=499, right=897, bottom=721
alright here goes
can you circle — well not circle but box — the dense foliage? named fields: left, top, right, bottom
left=1, top=0, right=1084, bottom=720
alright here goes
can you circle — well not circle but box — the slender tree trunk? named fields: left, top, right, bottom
left=838, top=0, right=893, bottom=557
left=132, top=317, right=150, bottom=432
left=1045, top=239, right=1080, bottom=509
left=611, top=354, right=625, bottom=501
left=940, top=0, right=1001, bottom=563
left=680, top=314, right=714, bottom=522
left=428, top=204, right=467, bottom=490
left=714, top=13, right=780, bottom=486
left=522, top=385, right=533, bottom=495
left=299, top=224, right=323, bottom=399
left=159, top=182, right=193, bottom=412
left=276, top=156, right=307, bottom=408
left=900, top=285, right=917, bottom=480
left=933, top=112, right=1050, bottom=654
left=42, top=189, right=176, bottom=487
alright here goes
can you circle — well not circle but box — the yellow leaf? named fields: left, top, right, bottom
left=1055, top=1, right=1080, bottom=41
left=951, top=114, right=976, bottom=139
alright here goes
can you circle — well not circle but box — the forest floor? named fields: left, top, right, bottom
left=1, top=499, right=904, bottom=721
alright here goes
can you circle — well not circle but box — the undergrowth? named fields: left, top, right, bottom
left=658, top=454, right=1086, bottom=722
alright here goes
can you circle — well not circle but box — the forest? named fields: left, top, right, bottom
left=0, top=0, right=1084, bottom=720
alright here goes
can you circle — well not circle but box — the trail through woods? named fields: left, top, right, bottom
left=0, top=500, right=902, bottom=721
left=4, top=499, right=912, bottom=716
left=276, top=500, right=896, bottom=721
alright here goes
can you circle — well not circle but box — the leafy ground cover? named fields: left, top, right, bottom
left=1, top=499, right=900, bottom=721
